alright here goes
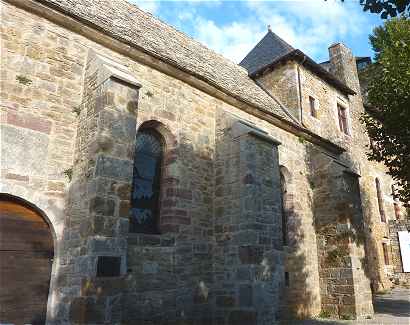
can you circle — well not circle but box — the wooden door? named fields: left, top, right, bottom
left=0, top=198, right=53, bottom=325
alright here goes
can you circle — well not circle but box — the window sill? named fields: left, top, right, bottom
left=127, top=232, right=176, bottom=247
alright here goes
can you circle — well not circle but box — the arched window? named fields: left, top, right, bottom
left=130, top=128, right=164, bottom=234
left=375, top=178, right=386, bottom=222
left=280, top=168, right=289, bottom=246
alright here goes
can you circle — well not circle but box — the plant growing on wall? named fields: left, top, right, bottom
left=63, top=168, right=73, bottom=182
left=16, top=75, right=32, bottom=86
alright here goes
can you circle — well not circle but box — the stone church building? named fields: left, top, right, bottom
left=1, top=0, right=408, bottom=324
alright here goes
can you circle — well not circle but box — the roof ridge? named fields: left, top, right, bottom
left=266, top=29, right=294, bottom=51
left=124, top=0, right=242, bottom=69
left=239, top=29, right=294, bottom=75
left=31, top=0, right=300, bottom=125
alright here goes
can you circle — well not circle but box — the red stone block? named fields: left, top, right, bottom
left=5, top=173, right=29, bottom=182
left=7, top=112, right=51, bottom=134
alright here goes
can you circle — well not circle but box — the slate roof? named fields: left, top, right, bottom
left=240, top=31, right=355, bottom=95
left=35, top=0, right=292, bottom=122
left=239, top=30, right=294, bottom=75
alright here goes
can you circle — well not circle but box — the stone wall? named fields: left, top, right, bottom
left=257, top=61, right=300, bottom=122
left=298, top=65, right=348, bottom=142
left=0, top=0, right=401, bottom=324
left=307, top=146, right=373, bottom=319
left=388, top=220, right=410, bottom=286
left=214, top=113, right=284, bottom=324
left=327, top=43, right=396, bottom=292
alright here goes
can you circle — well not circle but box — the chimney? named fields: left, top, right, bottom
left=328, top=43, right=361, bottom=94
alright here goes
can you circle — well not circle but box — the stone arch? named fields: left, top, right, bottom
left=279, top=165, right=293, bottom=246
left=0, top=191, right=63, bottom=324
left=137, top=119, right=177, bottom=151
left=133, top=119, right=179, bottom=234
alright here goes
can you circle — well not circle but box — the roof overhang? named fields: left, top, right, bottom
left=250, top=49, right=356, bottom=96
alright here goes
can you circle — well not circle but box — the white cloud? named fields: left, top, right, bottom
left=193, top=18, right=265, bottom=63
left=130, top=0, right=375, bottom=63
left=245, top=0, right=370, bottom=60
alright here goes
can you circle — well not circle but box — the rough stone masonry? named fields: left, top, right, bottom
left=0, top=0, right=408, bottom=324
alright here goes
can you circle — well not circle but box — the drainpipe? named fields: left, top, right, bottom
left=297, top=55, right=307, bottom=127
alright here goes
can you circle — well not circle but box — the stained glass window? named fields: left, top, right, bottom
left=130, top=129, right=163, bottom=233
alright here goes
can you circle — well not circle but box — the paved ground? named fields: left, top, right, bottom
left=281, top=288, right=410, bottom=325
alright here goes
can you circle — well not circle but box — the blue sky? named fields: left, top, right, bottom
left=130, top=0, right=384, bottom=64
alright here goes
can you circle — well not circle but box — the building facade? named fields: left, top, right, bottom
left=0, top=0, right=408, bottom=324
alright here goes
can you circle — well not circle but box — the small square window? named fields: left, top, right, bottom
left=309, top=96, right=317, bottom=118
left=97, top=256, right=121, bottom=277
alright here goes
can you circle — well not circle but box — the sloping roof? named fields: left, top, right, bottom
left=319, top=61, right=332, bottom=72
left=253, top=49, right=356, bottom=95
left=34, top=0, right=292, bottom=122
left=240, top=30, right=355, bottom=95
left=239, top=30, right=294, bottom=75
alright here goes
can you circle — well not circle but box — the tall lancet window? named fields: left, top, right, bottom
left=280, top=167, right=290, bottom=246
left=130, top=129, right=163, bottom=234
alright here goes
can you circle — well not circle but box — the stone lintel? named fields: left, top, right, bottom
left=232, top=120, right=281, bottom=146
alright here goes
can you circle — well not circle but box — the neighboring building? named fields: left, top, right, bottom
left=0, top=0, right=408, bottom=324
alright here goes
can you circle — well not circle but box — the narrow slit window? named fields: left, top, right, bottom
left=337, top=104, right=349, bottom=135
left=309, top=96, right=317, bottom=118
left=394, top=202, right=401, bottom=220
left=130, top=129, right=163, bottom=234
left=285, top=272, right=290, bottom=287
left=375, top=178, right=386, bottom=222
left=280, top=171, right=288, bottom=246
left=382, top=243, right=390, bottom=265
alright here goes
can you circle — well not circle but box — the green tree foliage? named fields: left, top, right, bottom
left=361, top=17, right=410, bottom=206
left=360, top=0, right=410, bottom=18
left=329, top=0, right=410, bottom=18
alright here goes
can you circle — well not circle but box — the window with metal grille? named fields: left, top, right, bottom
left=375, top=178, right=386, bottom=222
left=337, top=104, right=349, bottom=135
left=130, top=129, right=163, bottom=234
left=309, top=96, right=317, bottom=118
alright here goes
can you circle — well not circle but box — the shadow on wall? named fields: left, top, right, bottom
left=278, top=164, right=318, bottom=320
left=303, top=142, right=375, bottom=320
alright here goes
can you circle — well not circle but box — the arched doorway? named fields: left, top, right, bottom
left=0, top=195, right=54, bottom=325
